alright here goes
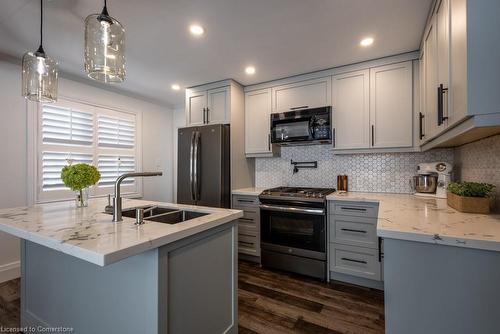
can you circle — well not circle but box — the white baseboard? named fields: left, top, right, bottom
left=0, top=260, right=20, bottom=283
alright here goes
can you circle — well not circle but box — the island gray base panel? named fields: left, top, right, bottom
left=21, top=222, right=237, bottom=334
left=384, top=238, right=500, bottom=334
left=21, top=240, right=160, bottom=334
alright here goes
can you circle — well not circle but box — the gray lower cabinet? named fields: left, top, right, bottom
left=328, top=200, right=383, bottom=289
left=21, top=222, right=238, bottom=334
left=232, top=194, right=261, bottom=261
left=384, top=238, right=500, bottom=334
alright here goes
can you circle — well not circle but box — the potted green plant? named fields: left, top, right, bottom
left=447, top=181, right=495, bottom=214
left=61, top=163, right=101, bottom=207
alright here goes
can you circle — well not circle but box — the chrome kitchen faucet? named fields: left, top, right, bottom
left=112, top=172, right=163, bottom=222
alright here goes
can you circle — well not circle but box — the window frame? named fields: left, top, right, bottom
left=27, top=96, right=143, bottom=205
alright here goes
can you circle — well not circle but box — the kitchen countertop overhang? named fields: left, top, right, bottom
left=0, top=198, right=243, bottom=266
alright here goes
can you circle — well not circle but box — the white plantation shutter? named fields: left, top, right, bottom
left=98, top=115, right=135, bottom=148
left=42, top=152, right=93, bottom=191
left=98, top=155, right=136, bottom=187
left=35, top=99, right=141, bottom=203
left=42, top=105, right=93, bottom=146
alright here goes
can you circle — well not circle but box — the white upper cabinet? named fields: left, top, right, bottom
left=245, top=88, right=274, bottom=156
left=272, top=77, right=332, bottom=113
left=207, top=87, right=230, bottom=124
left=332, top=70, right=370, bottom=149
left=369, top=61, right=413, bottom=148
left=186, top=86, right=230, bottom=126
left=186, top=91, right=207, bottom=126
left=423, top=20, right=443, bottom=140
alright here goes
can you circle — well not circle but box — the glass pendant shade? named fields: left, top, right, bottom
left=22, top=51, right=58, bottom=103
left=22, top=0, right=58, bottom=102
left=84, top=13, right=125, bottom=83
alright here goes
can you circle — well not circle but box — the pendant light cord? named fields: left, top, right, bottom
left=40, top=0, right=43, bottom=47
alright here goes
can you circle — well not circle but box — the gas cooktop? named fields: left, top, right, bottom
left=259, top=186, right=336, bottom=201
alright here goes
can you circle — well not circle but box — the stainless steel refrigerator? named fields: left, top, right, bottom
left=177, top=124, right=231, bottom=208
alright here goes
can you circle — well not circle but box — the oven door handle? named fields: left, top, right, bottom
left=260, top=204, right=325, bottom=215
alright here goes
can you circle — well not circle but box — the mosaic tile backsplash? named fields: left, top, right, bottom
left=255, top=145, right=455, bottom=193
left=454, top=135, right=500, bottom=212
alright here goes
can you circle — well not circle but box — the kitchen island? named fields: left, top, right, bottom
left=0, top=198, right=243, bottom=334
left=328, top=192, right=500, bottom=334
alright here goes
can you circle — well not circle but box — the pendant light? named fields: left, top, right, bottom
left=22, top=0, right=58, bottom=103
left=84, top=0, right=125, bottom=83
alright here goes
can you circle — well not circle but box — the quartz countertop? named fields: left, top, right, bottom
left=232, top=187, right=266, bottom=196
left=327, top=192, right=500, bottom=252
left=0, top=198, right=242, bottom=266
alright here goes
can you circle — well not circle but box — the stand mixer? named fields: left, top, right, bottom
left=413, top=162, right=453, bottom=198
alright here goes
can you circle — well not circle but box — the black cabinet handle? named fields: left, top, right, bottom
left=340, top=207, right=367, bottom=212
left=419, top=112, right=425, bottom=140
left=378, top=237, right=384, bottom=262
left=437, top=84, right=449, bottom=126
left=268, top=133, right=271, bottom=151
left=341, top=228, right=367, bottom=234
left=290, top=105, right=309, bottom=110
left=332, top=128, right=336, bottom=148
left=371, top=125, right=375, bottom=146
left=237, top=199, right=255, bottom=203
left=341, top=257, right=367, bottom=264
left=239, top=217, right=254, bottom=222
left=202, top=108, right=206, bottom=124
left=205, top=107, right=210, bottom=123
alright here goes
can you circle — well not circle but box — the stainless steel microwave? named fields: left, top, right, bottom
left=270, top=106, right=332, bottom=146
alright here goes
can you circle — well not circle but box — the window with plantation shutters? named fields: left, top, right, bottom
left=42, top=106, right=93, bottom=146
left=34, top=98, right=142, bottom=203
left=98, top=115, right=135, bottom=148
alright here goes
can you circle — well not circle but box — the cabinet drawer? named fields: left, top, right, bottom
left=330, top=201, right=379, bottom=218
left=330, top=216, right=378, bottom=249
left=238, top=224, right=258, bottom=236
left=238, top=234, right=260, bottom=256
left=330, top=244, right=381, bottom=281
left=232, top=195, right=259, bottom=209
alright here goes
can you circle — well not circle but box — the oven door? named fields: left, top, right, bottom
left=260, top=204, right=326, bottom=259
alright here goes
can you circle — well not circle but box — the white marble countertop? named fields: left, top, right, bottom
left=0, top=198, right=242, bottom=266
left=327, top=192, right=500, bottom=252
left=232, top=187, right=266, bottom=196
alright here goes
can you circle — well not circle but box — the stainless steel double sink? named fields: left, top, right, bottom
left=105, top=206, right=208, bottom=224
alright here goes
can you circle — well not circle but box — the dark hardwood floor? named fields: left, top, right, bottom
left=0, top=278, right=20, bottom=330
left=0, top=262, right=384, bottom=333
left=238, top=261, right=384, bottom=334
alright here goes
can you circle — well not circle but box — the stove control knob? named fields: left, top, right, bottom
left=318, top=194, right=324, bottom=198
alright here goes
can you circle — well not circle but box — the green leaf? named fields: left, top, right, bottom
left=61, top=163, right=101, bottom=191
left=448, top=181, right=495, bottom=198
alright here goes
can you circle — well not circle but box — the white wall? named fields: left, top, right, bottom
left=0, top=58, right=175, bottom=282
left=172, top=107, right=186, bottom=203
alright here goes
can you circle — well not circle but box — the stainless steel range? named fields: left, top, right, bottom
left=259, top=186, right=335, bottom=280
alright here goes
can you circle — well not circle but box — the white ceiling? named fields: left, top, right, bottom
left=0, top=0, right=432, bottom=108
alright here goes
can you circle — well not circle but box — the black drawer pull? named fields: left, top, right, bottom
left=341, top=257, right=367, bottom=264
left=341, top=228, right=367, bottom=234
left=239, top=241, right=254, bottom=246
left=239, top=217, right=254, bottom=222
left=340, top=207, right=367, bottom=212
left=237, top=199, right=255, bottom=203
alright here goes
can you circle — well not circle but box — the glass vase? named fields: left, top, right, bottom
left=75, top=188, right=90, bottom=208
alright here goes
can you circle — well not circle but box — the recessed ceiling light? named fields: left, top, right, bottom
left=360, top=37, right=374, bottom=47
left=245, top=66, right=256, bottom=75
left=189, top=24, right=205, bottom=36
left=171, top=84, right=181, bottom=91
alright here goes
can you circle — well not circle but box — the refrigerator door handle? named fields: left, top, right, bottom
left=189, top=131, right=196, bottom=201
left=193, top=131, right=201, bottom=201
